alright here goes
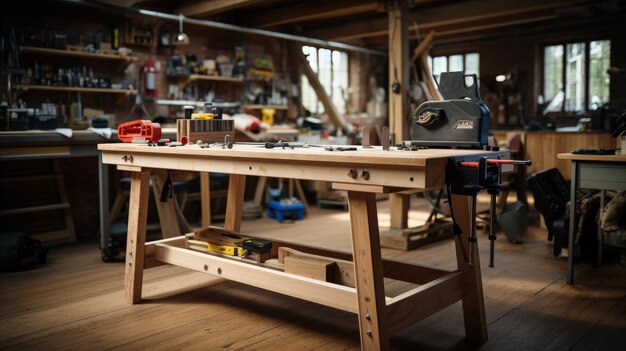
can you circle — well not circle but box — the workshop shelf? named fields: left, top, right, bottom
left=20, top=46, right=138, bottom=61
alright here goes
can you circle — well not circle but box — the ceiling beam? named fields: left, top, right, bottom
left=251, top=0, right=378, bottom=29
left=95, top=0, right=144, bottom=7
left=302, top=0, right=602, bottom=42
left=176, top=0, right=260, bottom=17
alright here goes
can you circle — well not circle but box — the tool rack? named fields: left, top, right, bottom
left=98, top=143, right=510, bottom=350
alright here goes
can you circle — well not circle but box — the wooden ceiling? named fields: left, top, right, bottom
left=98, top=0, right=625, bottom=50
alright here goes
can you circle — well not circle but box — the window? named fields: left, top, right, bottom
left=301, top=46, right=349, bottom=115
left=542, top=40, right=610, bottom=113
left=428, top=53, right=480, bottom=82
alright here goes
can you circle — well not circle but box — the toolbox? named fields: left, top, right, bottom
left=267, top=198, right=305, bottom=222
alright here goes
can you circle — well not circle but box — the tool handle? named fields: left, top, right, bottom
left=458, top=159, right=532, bottom=168
left=486, top=159, right=532, bottom=166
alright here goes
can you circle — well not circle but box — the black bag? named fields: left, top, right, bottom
left=0, top=232, right=47, bottom=271
left=528, top=168, right=571, bottom=257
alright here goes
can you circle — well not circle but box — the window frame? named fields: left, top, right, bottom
left=300, top=46, right=349, bottom=115
left=540, top=38, right=611, bottom=115
left=428, top=52, right=480, bottom=83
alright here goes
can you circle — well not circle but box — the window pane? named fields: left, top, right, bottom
left=301, top=46, right=318, bottom=114
left=543, top=45, right=563, bottom=105
left=432, top=56, right=447, bottom=82
left=589, top=40, right=611, bottom=110
left=301, top=75, right=318, bottom=114
left=302, top=46, right=317, bottom=72
left=565, top=42, right=586, bottom=112
left=465, top=53, right=479, bottom=76
left=317, top=48, right=332, bottom=114
left=331, top=50, right=349, bottom=114
left=449, top=55, right=463, bottom=72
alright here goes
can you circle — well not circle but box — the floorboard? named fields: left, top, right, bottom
left=1, top=196, right=624, bottom=350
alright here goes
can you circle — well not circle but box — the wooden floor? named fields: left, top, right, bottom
left=1, top=197, right=625, bottom=350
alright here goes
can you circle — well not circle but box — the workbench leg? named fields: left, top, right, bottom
left=124, top=170, right=150, bottom=304
left=567, top=161, right=578, bottom=284
left=224, top=174, right=246, bottom=232
left=348, top=191, right=389, bottom=351
left=450, top=194, right=488, bottom=342
left=200, top=172, right=211, bottom=227
left=98, top=154, right=110, bottom=250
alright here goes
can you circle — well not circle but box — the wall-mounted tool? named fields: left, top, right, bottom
left=117, top=119, right=162, bottom=143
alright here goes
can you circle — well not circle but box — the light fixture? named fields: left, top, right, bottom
left=173, top=14, right=190, bottom=45
left=495, top=74, right=506, bottom=82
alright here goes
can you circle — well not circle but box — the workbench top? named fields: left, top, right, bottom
left=99, top=143, right=509, bottom=191
left=98, top=143, right=504, bottom=167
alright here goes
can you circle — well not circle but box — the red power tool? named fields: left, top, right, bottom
left=117, top=120, right=161, bottom=143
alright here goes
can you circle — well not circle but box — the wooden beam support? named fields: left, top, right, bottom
left=291, top=44, right=347, bottom=131
left=386, top=272, right=463, bottom=334
left=153, top=243, right=359, bottom=313
left=302, top=0, right=597, bottom=41
left=388, top=5, right=411, bottom=232
left=388, top=6, right=409, bottom=143
left=251, top=1, right=377, bottom=28
left=177, top=0, right=258, bottom=17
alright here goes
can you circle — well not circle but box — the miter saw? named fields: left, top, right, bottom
left=399, top=71, right=531, bottom=267
left=402, top=71, right=490, bottom=149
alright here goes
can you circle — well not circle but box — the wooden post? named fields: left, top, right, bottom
left=348, top=191, right=389, bottom=351
left=200, top=172, right=211, bottom=227
left=388, top=5, right=411, bottom=231
left=450, top=194, right=488, bottom=342
left=224, top=174, right=246, bottom=232
left=124, top=169, right=150, bottom=304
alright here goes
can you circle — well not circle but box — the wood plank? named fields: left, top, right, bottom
left=283, top=256, right=336, bottom=282
left=153, top=243, right=359, bottom=313
left=278, top=247, right=356, bottom=288
left=124, top=170, right=150, bottom=304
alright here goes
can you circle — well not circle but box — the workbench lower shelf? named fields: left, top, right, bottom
left=143, top=232, right=464, bottom=335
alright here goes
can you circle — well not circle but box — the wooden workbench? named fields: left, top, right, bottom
left=98, top=143, right=506, bottom=350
